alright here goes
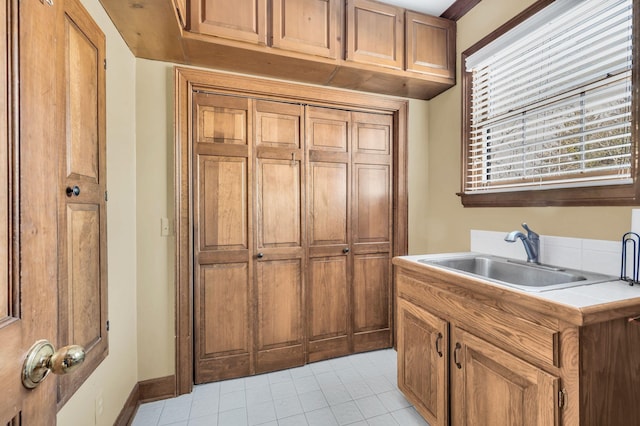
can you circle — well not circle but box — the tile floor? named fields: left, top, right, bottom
left=132, top=349, right=429, bottom=426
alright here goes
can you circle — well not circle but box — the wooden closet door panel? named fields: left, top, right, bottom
left=307, top=256, right=349, bottom=360
left=306, top=106, right=351, bottom=361
left=257, top=159, right=301, bottom=248
left=254, top=100, right=305, bottom=372
left=353, top=164, right=390, bottom=243
left=353, top=253, right=389, bottom=331
left=351, top=111, right=392, bottom=352
left=256, top=259, right=304, bottom=371
left=309, top=162, right=348, bottom=245
left=198, top=156, right=248, bottom=251
left=195, top=263, right=251, bottom=382
left=193, top=93, right=253, bottom=383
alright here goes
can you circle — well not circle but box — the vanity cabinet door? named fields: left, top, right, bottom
left=450, top=327, right=559, bottom=426
left=397, top=299, right=448, bottom=426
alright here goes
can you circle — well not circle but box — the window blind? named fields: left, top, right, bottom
left=464, top=0, right=633, bottom=193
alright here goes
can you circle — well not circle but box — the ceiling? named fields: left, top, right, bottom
left=381, top=0, right=457, bottom=16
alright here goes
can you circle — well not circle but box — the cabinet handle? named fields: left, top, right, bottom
left=343, top=248, right=350, bottom=254
left=257, top=252, right=264, bottom=259
left=454, top=342, right=462, bottom=369
left=435, top=333, right=443, bottom=358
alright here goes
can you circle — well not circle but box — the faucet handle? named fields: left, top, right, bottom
left=522, top=223, right=539, bottom=239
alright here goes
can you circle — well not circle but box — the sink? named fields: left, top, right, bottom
left=418, top=255, right=615, bottom=292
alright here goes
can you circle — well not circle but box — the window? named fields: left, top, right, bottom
left=461, top=0, right=639, bottom=206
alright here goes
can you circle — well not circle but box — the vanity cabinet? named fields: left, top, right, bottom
left=394, top=258, right=640, bottom=426
left=450, top=327, right=558, bottom=426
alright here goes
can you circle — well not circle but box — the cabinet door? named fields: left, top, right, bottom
left=405, top=11, right=455, bottom=79
left=272, top=0, right=341, bottom=59
left=346, top=0, right=404, bottom=69
left=193, top=93, right=253, bottom=383
left=451, top=327, right=559, bottom=426
left=254, top=100, right=306, bottom=373
left=190, top=0, right=267, bottom=44
left=306, top=106, right=351, bottom=361
left=397, top=299, right=448, bottom=426
left=351, top=112, right=392, bottom=352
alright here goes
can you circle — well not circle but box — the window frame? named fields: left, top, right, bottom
left=460, top=0, right=640, bottom=207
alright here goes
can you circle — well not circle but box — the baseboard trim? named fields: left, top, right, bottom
left=114, top=375, right=177, bottom=425
left=113, top=383, right=139, bottom=426
left=139, top=375, right=177, bottom=403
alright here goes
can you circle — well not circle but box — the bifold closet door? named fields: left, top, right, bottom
left=351, top=112, right=393, bottom=351
left=306, top=106, right=352, bottom=362
left=193, top=93, right=254, bottom=383
left=254, top=100, right=306, bottom=373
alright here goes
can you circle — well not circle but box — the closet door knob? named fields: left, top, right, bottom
left=343, top=248, right=350, bottom=254
left=257, top=252, right=264, bottom=259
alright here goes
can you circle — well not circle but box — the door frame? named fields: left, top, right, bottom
left=174, top=66, right=408, bottom=395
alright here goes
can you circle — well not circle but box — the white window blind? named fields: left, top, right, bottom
left=464, top=0, right=633, bottom=193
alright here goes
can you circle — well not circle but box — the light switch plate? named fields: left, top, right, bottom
left=161, top=217, right=170, bottom=236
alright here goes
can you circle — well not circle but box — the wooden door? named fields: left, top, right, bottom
left=351, top=111, right=392, bottom=351
left=190, top=0, right=267, bottom=45
left=2, top=0, right=64, bottom=423
left=254, top=100, right=305, bottom=373
left=193, top=93, right=254, bottom=383
left=271, top=0, right=341, bottom=59
left=56, top=0, right=108, bottom=407
left=451, top=327, right=559, bottom=426
left=397, top=299, right=448, bottom=426
left=306, top=106, right=351, bottom=362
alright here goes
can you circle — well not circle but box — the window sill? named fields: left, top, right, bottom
left=458, top=183, right=640, bottom=207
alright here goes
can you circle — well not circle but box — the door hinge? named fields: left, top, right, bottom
left=558, top=389, right=567, bottom=409
left=105, top=191, right=109, bottom=202
left=106, top=320, right=110, bottom=331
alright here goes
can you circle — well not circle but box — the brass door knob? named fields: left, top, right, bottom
left=22, top=339, right=85, bottom=389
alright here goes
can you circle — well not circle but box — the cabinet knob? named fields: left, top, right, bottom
left=343, top=248, right=350, bottom=254
left=257, top=252, right=264, bottom=259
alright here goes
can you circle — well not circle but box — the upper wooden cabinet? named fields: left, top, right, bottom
left=190, top=0, right=268, bottom=44
left=99, top=0, right=457, bottom=99
left=346, top=0, right=404, bottom=69
left=272, top=0, right=342, bottom=59
left=406, top=11, right=455, bottom=79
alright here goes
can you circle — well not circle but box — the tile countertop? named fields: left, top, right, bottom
left=393, top=252, right=640, bottom=326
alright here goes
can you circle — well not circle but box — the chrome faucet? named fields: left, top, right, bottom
left=505, top=223, right=540, bottom=263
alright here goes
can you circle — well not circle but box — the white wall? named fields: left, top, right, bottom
left=57, top=0, right=138, bottom=424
